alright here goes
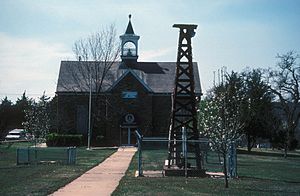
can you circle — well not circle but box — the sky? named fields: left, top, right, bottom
left=0, top=0, right=300, bottom=101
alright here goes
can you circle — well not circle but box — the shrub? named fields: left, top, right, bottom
left=289, top=139, right=299, bottom=150
left=46, top=133, right=83, bottom=147
left=94, top=135, right=105, bottom=146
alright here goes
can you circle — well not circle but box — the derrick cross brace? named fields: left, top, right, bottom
left=167, top=24, right=202, bottom=170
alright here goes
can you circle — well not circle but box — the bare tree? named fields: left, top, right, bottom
left=72, top=24, right=120, bottom=94
left=268, top=51, right=300, bottom=157
left=59, top=24, right=121, bottom=141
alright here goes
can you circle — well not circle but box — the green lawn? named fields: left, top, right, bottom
left=113, top=148, right=300, bottom=195
left=0, top=142, right=116, bottom=196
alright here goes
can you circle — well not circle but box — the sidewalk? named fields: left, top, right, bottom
left=50, top=147, right=137, bottom=196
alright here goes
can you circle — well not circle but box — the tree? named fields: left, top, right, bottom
left=15, top=91, right=33, bottom=128
left=268, top=51, right=300, bottom=157
left=48, top=95, right=58, bottom=133
left=199, top=72, right=243, bottom=188
left=71, top=24, right=120, bottom=94
left=59, top=24, right=120, bottom=143
left=23, top=92, right=51, bottom=142
left=0, top=94, right=33, bottom=139
left=0, top=97, right=13, bottom=139
left=240, top=69, right=274, bottom=151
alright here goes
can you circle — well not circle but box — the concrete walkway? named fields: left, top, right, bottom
left=50, top=147, right=137, bottom=196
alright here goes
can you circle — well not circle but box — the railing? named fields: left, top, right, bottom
left=1, top=140, right=29, bottom=149
left=16, top=147, right=77, bottom=165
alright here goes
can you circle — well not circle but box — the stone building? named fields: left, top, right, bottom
left=56, top=16, right=202, bottom=146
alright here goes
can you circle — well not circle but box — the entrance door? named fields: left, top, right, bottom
left=120, top=126, right=137, bottom=146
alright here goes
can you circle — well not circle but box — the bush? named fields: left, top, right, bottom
left=94, top=135, right=105, bottom=146
left=46, top=133, right=83, bottom=147
left=289, top=139, right=299, bottom=150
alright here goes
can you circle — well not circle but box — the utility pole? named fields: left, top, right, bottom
left=87, top=69, right=92, bottom=150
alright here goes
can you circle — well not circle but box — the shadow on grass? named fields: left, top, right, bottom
left=236, top=163, right=254, bottom=167
left=237, top=149, right=300, bottom=158
left=239, top=175, right=300, bottom=184
left=241, top=187, right=300, bottom=195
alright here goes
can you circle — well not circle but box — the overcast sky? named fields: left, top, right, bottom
left=0, top=0, right=300, bottom=101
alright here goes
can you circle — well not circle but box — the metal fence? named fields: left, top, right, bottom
left=16, top=147, right=77, bottom=165
left=135, top=130, right=237, bottom=178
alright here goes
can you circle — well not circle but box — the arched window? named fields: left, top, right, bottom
left=123, top=41, right=136, bottom=56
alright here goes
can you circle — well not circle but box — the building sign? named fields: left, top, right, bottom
left=125, top=113, right=135, bottom=124
left=122, top=113, right=137, bottom=126
left=122, top=91, right=138, bottom=99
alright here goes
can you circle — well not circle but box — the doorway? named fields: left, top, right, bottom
left=120, top=126, right=137, bottom=146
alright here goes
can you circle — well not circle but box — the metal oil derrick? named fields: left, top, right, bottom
left=167, top=24, right=203, bottom=172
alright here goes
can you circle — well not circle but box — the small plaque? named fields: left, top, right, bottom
left=122, top=113, right=137, bottom=126
left=125, top=114, right=135, bottom=124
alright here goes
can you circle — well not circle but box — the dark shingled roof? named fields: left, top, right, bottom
left=56, top=61, right=202, bottom=95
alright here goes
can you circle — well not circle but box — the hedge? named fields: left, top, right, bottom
left=46, top=133, right=83, bottom=147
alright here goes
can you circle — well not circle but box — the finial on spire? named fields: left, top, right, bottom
left=124, top=14, right=135, bottom=34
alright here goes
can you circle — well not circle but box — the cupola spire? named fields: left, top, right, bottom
left=125, top=14, right=134, bottom=34
left=120, top=14, right=140, bottom=65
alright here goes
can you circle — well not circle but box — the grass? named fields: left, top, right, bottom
left=113, top=148, right=300, bottom=195
left=0, top=142, right=116, bottom=196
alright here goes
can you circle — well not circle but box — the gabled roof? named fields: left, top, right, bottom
left=56, top=61, right=202, bottom=95
left=107, top=69, right=153, bottom=92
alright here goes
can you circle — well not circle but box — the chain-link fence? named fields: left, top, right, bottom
left=135, top=131, right=236, bottom=178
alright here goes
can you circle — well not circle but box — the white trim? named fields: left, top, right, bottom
left=107, top=69, right=153, bottom=92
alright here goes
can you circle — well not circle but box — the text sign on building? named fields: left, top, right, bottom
left=122, top=91, right=138, bottom=99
